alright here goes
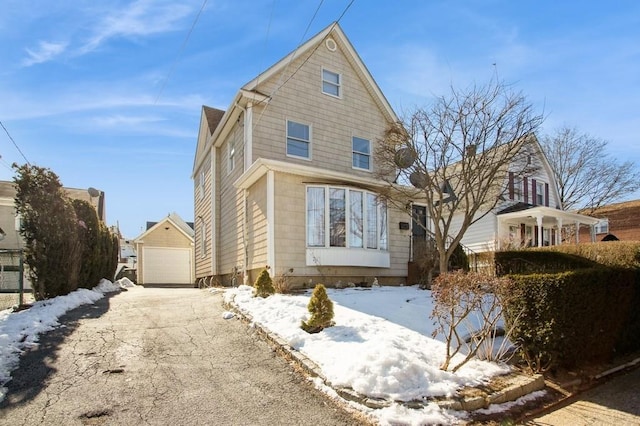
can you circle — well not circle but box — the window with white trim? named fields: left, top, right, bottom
left=595, top=219, right=609, bottom=234
left=307, top=186, right=387, bottom=251
left=228, top=141, right=235, bottom=173
left=287, top=120, right=311, bottom=159
left=322, top=68, right=341, bottom=97
left=513, top=176, right=523, bottom=202
left=198, top=170, right=205, bottom=200
left=352, top=136, right=371, bottom=170
left=536, top=181, right=544, bottom=205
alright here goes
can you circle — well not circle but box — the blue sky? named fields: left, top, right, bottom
left=1, top=0, right=639, bottom=238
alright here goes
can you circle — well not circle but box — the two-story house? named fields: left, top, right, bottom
left=192, top=23, right=599, bottom=288
left=192, top=23, right=409, bottom=288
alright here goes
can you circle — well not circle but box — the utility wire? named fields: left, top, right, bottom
left=253, top=0, right=355, bottom=129
left=0, top=120, right=30, bottom=166
left=154, top=0, right=209, bottom=104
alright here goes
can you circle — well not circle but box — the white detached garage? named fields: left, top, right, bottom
left=134, top=213, right=195, bottom=285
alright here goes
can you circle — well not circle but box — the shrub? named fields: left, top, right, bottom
left=13, top=164, right=82, bottom=299
left=273, top=268, right=294, bottom=294
left=430, top=270, right=516, bottom=372
left=301, top=284, right=335, bottom=334
left=536, top=241, right=640, bottom=269
left=503, top=267, right=636, bottom=372
left=253, top=268, right=275, bottom=298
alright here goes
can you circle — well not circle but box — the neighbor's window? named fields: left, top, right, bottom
left=536, top=181, right=544, bottom=205
left=595, top=219, right=609, bottom=234
left=513, top=176, right=523, bottom=202
left=322, top=69, right=341, bottom=97
left=287, top=120, right=311, bottom=159
left=307, top=186, right=387, bottom=250
left=352, top=136, right=371, bottom=170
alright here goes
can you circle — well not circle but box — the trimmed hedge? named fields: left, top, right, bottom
left=504, top=267, right=637, bottom=371
left=534, top=241, right=640, bottom=269
left=495, top=250, right=598, bottom=275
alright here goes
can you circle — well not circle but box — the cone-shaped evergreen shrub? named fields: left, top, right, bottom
left=253, top=268, right=275, bottom=298
left=301, top=284, right=334, bottom=334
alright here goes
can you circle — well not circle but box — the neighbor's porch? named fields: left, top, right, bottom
left=496, top=204, right=600, bottom=249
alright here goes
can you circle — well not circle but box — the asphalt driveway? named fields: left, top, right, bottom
left=0, top=286, right=367, bottom=425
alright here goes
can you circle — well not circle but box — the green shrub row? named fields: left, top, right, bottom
left=495, top=250, right=598, bottom=275
left=534, top=241, right=640, bottom=269
left=503, top=267, right=638, bottom=371
left=14, top=164, right=118, bottom=300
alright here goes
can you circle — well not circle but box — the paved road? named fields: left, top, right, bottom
left=525, top=366, right=640, bottom=425
left=0, top=286, right=368, bottom=425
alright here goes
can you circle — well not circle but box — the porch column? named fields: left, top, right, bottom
left=536, top=215, right=543, bottom=248
left=556, top=218, right=563, bottom=245
left=575, top=221, right=581, bottom=244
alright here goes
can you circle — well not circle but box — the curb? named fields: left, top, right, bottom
left=223, top=297, right=545, bottom=413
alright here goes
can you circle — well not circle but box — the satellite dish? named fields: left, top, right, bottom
left=88, top=187, right=100, bottom=197
left=394, top=147, right=417, bottom=169
left=409, top=172, right=428, bottom=189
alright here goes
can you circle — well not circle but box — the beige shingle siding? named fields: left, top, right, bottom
left=272, top=172, right=408, bottom=280
left=143, top=223, right=192, bottom=248
left=194, top=151, right=212, bottom=278
left=251, top=40, right=388, bottom=179
left=246, top=175, right=268, bottom=269
left=218, top=126, right=245, bottom=276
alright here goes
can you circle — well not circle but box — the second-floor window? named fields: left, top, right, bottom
left=199, top=170, right=205, bottom=199
left=352, top=136, right=371, bottom=170
left=536, top=181, right=544, bottom=205
left=322, top=69, right=341, bottom=97
left=228, top=141, right=235, bottom=173
left=287, top=120, right=311, bottom=159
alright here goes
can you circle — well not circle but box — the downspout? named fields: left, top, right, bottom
left=235, top=101, right=252, bottom=284
left=242, top=189, right=249, bottom=285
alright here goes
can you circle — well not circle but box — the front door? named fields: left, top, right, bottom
left=411, top=205, right=427, bottom=261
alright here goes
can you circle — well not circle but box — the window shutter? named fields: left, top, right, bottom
left=508, top=172, right=514, bottom=200
left=545, top=183, right=550, bottom=207
left=523, top=177, right=529, bottom=203
left=532, top=179, right=537, bottom=205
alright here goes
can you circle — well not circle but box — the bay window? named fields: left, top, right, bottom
left=306, top=185, right=387, bottom=251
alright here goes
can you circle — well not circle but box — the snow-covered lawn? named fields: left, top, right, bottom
left=0, top=280, right=539, bottom=425
left=223, top=284, right=517, bottom=425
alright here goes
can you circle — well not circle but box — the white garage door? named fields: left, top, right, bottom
left=143, top=247, right=192, bottom=284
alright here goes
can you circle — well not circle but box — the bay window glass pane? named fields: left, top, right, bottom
left=379, top=200, right=388, bottom=250
left=307, top=187, right=325, bottom=247
left=366, top=193, right=377, bottom=249
left=349, top=191, right=363, bottom=248
left=329, top=188, right=346, bottom=247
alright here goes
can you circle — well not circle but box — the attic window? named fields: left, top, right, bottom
left=322, top=68, right=341, bottom=98
left=325, top=38, right=337, bottom=52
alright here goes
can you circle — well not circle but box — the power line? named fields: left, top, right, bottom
left=253, top=0, right=355, bottom=129
left=0, top=120, right=30, bottom=166
left=154, top=0, right=209, bottom=104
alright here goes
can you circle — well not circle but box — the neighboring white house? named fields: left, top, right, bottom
left=134, top=213, right=195, bottom=285
left=191, top=22, right=598, bottom=288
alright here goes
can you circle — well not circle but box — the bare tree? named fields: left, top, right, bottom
left=376, top=79, right=543, bottom=274
left=541, top=126, right=640, bottom=214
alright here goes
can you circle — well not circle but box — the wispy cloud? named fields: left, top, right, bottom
left=79, top=0, right=192, bottom=54
left=22, top=40, right=68, bottom=66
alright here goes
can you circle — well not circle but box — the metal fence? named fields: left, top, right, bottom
left=0, top=249, right=30, bottom=310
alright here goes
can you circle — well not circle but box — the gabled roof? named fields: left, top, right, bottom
left=203, top=106, right=225, bottom=135
left=192, top=22, right=399, bottom=177
left=133, top=212, right=194, bottom=243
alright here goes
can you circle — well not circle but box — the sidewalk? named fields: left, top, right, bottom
left=523, top=365, right=640, bottom=425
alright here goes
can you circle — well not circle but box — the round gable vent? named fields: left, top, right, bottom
left=325, top=38, right=337, bottom=52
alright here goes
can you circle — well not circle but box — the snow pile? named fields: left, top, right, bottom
left=225, top=285, right=509, bottom=401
